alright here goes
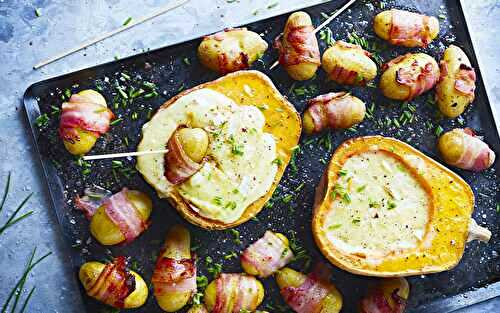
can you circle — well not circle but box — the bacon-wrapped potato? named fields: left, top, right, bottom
left=435, top=45, right=476, bottom=118
left=59, top=89, right=114, bottom=155
left=187, top=305, right=209, bottom=313
left=302, top=92, right=366, bottom=134
left=274, top=12, right=320, bottom=81
left=276, top=265, right=342, bottom=313
left=360, top=278, right=410, bottom=313
left=373, top=9, right=439, bottom=48
left=75, top=188, right=152, bottom=245
left=152, top=225, right=196, bottom=312
left=241, top=231, right=294, bottom=278
left=198, top=28, right=268, bottom=74
left=380, top=53, right=440, bottom=101
left=79, top=257, right=148, bottom=309
left=322, top=41, right=377, bottom=85
left=438, top=128, right=495, bottom=171
left=204, top=273, right=264, bottom=313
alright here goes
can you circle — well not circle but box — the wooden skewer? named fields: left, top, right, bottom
left=33, top=0, right=190, bottom=69
left=269, top=0, right=357, bottom=70
left=83, top=149, right=169, bottom=161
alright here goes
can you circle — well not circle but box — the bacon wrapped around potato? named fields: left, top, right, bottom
left=274, top=12, right=321, bottom=81
left=379, top=53, right=440, bottom=101
left=204, top=273, right=265, bottom=313
left=438, top=128, right=495, bottom=172
left=59, top=89, right=114, bottom=155
left=79, top=256, right=148, bottom=309
left=302, top=92, right=366, bottom=134
left=198, top=28, right=268, bottom=74
left=373, top=9, right=439, bottom=48
left=435, top=45, right=476, bottom=118
left=359, top=278, right=410, bottom=313
left=75, top=187, right=152, bottom=245
left=322, top=41, right=377, bottom=85
left=276, top=265, right=342, bottom=313
left=152, top=225, right=196, bottom=312
left=241, top=231, right=294, bottom=278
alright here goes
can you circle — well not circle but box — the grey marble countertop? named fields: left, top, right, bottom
left=0, top=0, right=498, bottom=312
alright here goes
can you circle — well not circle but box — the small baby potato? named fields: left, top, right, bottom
left=241, top=232, right=290, bottom=277
left=79, top=261, right=148, bottom=308
left=438, top=128, right=495, bottom=171
left=360, top=278, right=409, bottom=313
left=379, top=53, right=439, bottom=101
left=155, top=225, right=193, bottom=312
left=435, top=45, right=476, bottom=118
left=373, top=9, right=439, bottom=48
left=204, top=274, right=265, bottom=312
left=322, top=41, right=377, bottom=85
left=177, top=128, right=209, bottom=163
left=276, top=11, right=320, bottom=81
left=63, top=90, right=107, bottom=155
left=90, top=190, right=152, bottom=245
left=276, top=267, right=342, bottom=313
left=198, top=28, right=268, bottom=74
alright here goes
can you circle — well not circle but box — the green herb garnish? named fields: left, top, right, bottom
left=123, top=17, right=132, bottom=26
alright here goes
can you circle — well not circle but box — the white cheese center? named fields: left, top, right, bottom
left=137, top=88, right=277, bottom=223
left=324, top=151, right=430, bottom=258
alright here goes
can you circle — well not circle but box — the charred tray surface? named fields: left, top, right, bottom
left=24, top=0, right=499, bottom=312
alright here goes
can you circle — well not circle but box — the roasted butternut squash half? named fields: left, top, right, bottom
left=137, top=71, right=301, bottom=229
left=312, top=136, right=491, bottom=277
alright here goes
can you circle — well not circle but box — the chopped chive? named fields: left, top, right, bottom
left=435, top=125, right=444, bottom=137
left=328, top=224, right=342, bottom=230
left=123, top=17, right=132, bottom=26
left=183, top=57, right=191, bottom=65
left=267, top=2, right=279, bottom=9
left=281, top=194, right=294, bottom=203
left=110, top=118, right=123, bottom=126
left=356, top=185, right=367, bottom=192
left=34, top=8, right=42, bottom=17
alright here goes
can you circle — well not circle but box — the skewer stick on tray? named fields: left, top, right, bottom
left=269, top=0, right=357, bottom=70
left=83, top=149, right=169, bottom=161
left=33, top=0, right=190, bottom=69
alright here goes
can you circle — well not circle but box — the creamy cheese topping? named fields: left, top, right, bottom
left=137, top=88, right=277, bottom=223
left=324, top=150, right=430, bottom=258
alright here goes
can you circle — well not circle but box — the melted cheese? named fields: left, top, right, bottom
left=324, top=151, right=430, bottom=258
left=137, top=88, right=277, bottom=223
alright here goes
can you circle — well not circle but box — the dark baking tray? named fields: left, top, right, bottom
left=23, top=0, right=499, bottom=312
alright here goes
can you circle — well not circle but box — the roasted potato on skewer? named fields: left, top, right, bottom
left=79, top=257, right=148, bottom=309
left=152, top=225, right=196, bottom=312
left=374, top=9, right=439, bottom=48
left=198, top=28, right=268, bottom=74
left=59, top=89, right=113, bottom=155
left=274, top=12, right=320, bottom=81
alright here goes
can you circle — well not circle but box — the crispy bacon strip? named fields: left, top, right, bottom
left=360, top=289, right=407, bottom=313
left=389, top=10, right=432, bottom=47
left=205, top=28, right=250, bottom=74
left=152, top=255, right=196, bottom=295
left=306, top=92, right=357, bottom=132
left=87, top=256, right=136, bottom=308
left=59, top=93, right=113, bottom=142
left=452, top=129, right=495, bottom=171
left=103, top=188, right=148, bottom=243
left=274, top=25, right=320, bottom=66
left=241, top=231, right=294, bottom=277
left=280, top=264, right=332, bottom=313
left=164, top=130, right=203, bottom=184
left=213, top=274, right=259, bottom=313
left=384, top=54, right=438, bottom=101
left=454, top=64, right=476, bottom=96
left=74, top=186, right=112, bottom=219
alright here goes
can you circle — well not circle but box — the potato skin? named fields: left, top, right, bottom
left=79, top=261, right=148, bottom=308
left=177, top=128, right=209, bottom=163
left=379, top=53, right=439, bottom=100
left=198, top=28, right=268, bottom=74
left=204, top=274, right=264, bottom=312
left=435, top=45, right=475, bottom=118
left=155, top=225, right=193, bottom=312
left=322, top=41, right=377, bottom=85
left=63, top=90, right=107, bottom=155
left=89, top=190, right=152, bottom=245
left=241, top=232, right=290, bottom=276
left=373, top=10, right=439, bottom=47
left=279, top=12, right=320, bottom=81
left=438, top=129, right=466, bottom=165
left=276, top=267, right=342, bottom=313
